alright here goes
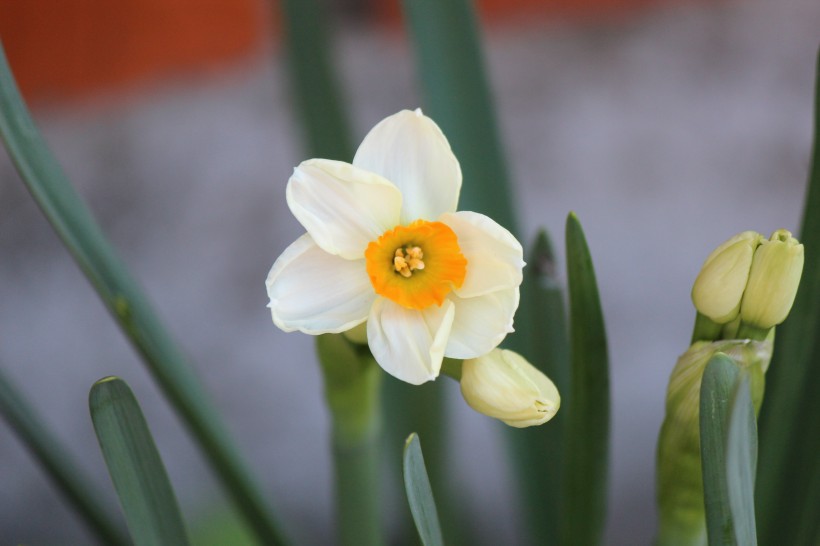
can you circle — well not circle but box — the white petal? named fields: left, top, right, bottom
left=439, top=211, right=525, bottom=298
left=367, top=297, right=455, bottom=385
left=266, top=234, right=376, bottom=334
left=286, top=159, right=402, bottom=259
left=353, top=109, right=461, bottom=224
left=445, top=287, right=519, bottom=359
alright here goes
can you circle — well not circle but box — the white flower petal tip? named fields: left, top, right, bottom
left=367, top=298, right=455, bottom=385
left=266, top=234, right=374, bottom=334
left=353, top=110, right=462, bottom=223
left=460, top=349, right=560, bottom=428
left=286, top=159, right=402, bottom=259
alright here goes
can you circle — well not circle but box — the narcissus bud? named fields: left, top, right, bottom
left=460, top=349, right=560, bottom=428
left=740, top=229, right=804, bottom=330
left=657, top=338, right=771, bottom=543
left=691, top=231, right=763, bottom=324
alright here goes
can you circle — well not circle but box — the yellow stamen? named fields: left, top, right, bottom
left=365, top=220, right=467, bottom=310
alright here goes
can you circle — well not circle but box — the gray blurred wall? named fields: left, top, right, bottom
left=1, top=0, right=818, bottom=544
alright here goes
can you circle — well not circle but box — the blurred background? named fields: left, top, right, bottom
left=0, top=0, right=818, bottom=544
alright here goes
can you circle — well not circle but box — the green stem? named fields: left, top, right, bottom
left=691, top=313, right=723, bottom=344
left=439, top=358, right=463, bottom=381
left=317, top=335, right=384, bottom=546
left=735, top=323, right=771, bottom=342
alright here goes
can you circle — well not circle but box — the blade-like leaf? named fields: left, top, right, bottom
left=564, top=212, right=610, bottom=546
left=0, top=41, right=284, bottom=545
left=0, top=366, right=129, bottom=546
left=725, top=375, right=757, bottom=546
left=699, top=353, right=741, bottom=546
left=756, top=48, right=820, bottom=544
left=398, top=2, right=518, bottom=542
left=89, top=377, right=189, bottom=546
left=401, top=0, right=516, bottom=232
left=279, top=0, right=353, bottom=160
left=504, top=230, right=570, bottom=544
left=401, top=3, right=523, bottom=542
left=403, top=433, right=444, bottom=546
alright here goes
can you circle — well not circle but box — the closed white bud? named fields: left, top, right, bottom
left=691, top=231, right=763, bottom=324
left=460, top=349, right=560, bottom=428
left=740, top=229, right=804, bottom=329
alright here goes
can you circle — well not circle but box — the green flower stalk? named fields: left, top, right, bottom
left=460, top=349, right=560, bottom=428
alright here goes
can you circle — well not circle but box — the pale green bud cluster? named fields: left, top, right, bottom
left=691, top=229, right=804, bottom=330
left=656, top=338, right=771, bottom=544
left=460, top=349, right=560, bottom=428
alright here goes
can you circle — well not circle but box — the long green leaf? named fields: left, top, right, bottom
left=279, top=0, right=353, bottom=160
left=401, top=2, right=520, bottom=542
left=0, top=41, right=285, bottom=546
left=699, top=354, right=741, bottom=546
left=0, top=366, right=129, bottom=546
left=403, top=433, right=444, bottom=546
left=401, top=0, right=516, bottom=232
left=504, top=230, right=570, bottom=544
left=756, top=48, right=820, bottom=545
left=725, top=375, right=757, bottom=546
left=89, top=377, right=189, bottom=546
left=564, top=212, right=610, bottom=546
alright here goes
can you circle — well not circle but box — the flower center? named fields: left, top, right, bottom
left=394, top=246, right=425, bottom=277
left=365, top=220, right=467, bottom=310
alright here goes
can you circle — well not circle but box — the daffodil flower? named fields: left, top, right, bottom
left=266, top=109, right=524, bottom=385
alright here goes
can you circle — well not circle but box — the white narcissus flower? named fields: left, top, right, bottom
left=266, top=109, right=524, bottom=385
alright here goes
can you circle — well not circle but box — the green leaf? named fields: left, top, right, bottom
left=401, top=0, right=516, bottom=232
left=725, top=375, right=758, bottom=546
left=403, top=433, right=444, bottom=546
left=401, top=3, right=521, bottom=542
left=699, top=353, right=741, bottom=546
left=0, top=41, right=286, bottom=545
left=756, top=48, right=820, bottom=544
left=503, top=230, right=570, bottom=544
left=564, top=212, right=610, bottom=546
left=89, top=377, right=189, bottom=546
left=0, top=366, right=129, bottom=546
left=279, top=0, right=353, bottom=160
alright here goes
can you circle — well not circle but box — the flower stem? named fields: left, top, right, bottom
left=317, top=335, right=384, bottom=546
left=691, top=312, right=723, bottom=343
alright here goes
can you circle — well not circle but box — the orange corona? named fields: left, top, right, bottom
left=365, top=220, right=467, bottom=310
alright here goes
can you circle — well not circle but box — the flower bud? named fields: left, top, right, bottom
left=657, top=338, right=771, bottom=542
left=460, top=349, right=560, bottom=428
left=691, top=231, right=763, bottom=323
left=740, top=229, right=804, bottom=329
